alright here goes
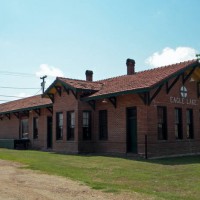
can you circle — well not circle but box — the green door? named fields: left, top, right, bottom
left=47, top=116, right=53, bottom=149
left=127, top=107, right=137, bottom=153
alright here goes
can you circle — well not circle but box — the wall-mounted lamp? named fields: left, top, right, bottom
left=190, top=77, right=195, bottom=82
left=102, top=99, right=108, bottom=103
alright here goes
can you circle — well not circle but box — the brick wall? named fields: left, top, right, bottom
left=30, top=108, right=53, bottom=149
left=0, top=115, right=19, bottom=139
left=77, top=94, right=147, bottom=154
left=76, top=75, right=200, bottom=158
left=0, top=107, right=52, bottom=150
left=51, top=89, right=79, bottom=153
left=145, top=76, right=200, bottom=157
left=1, top=74, right=200, bottom=158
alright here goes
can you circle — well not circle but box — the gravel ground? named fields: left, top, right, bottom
left=0, top=159, right=152, bottom=200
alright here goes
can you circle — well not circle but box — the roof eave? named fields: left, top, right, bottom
left=81, top=88, right=150, bottom=101
left=42, top=78, right=59, bottom=98
left=81, top=60, right=200, bottom=101
left=43, top=78, right=99, bottom=98
left=150, top=60, right=200, bottom=90
left=0, top=103, right=53, bottom=115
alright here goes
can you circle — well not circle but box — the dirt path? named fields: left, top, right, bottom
left=0, top=159, right=151, bottom=200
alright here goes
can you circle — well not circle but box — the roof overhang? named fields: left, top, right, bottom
left=82, top=60, right=200, bottom=101
left=81, top=88, right=150, bottom=101
left=150, top=60, right=200, bottom=89
left=43, top=78, right=98, bottom=98
left=0, top=103, right=53, bottom=115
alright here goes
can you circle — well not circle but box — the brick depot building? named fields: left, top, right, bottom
left=0, top=59, right=200, bottom=158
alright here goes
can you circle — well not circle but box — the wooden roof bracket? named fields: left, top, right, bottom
left=47, top=106, right=53, bottom=114
left=5, top=113, right=11, bottom=120
left=23, top=111, right=29, bottom=117
left=183, top=67, right=196, bottom=84
left=34, top=108, right=41, bottom=116
left=48, top=93, right=54, bottom=103
left=63, top=86, right=69, bottom=94
left=88, top=100, right=96, bottom=110
left=138, top=92, right=150, bottom=105
left=166, top=75, right=180, bottom=94
left=13, top=112, right=20, bottom=119
left=197, top=82, right=200, bottom=98
left=148, top=85, right=163, bottom=105
left=71, top=90, right=78, bottom=99
left=109, top=97, right=117, bottom=108
left=54, top=86, right=62, bottom=96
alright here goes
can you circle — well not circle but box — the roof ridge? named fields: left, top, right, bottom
left=58, top=77, right=86, bottom=82
left=96, top=74, right=127, bottom=82
left=136, top=59, right=198, bottom=74
left=57, top=77, right=103, bottom=85
left=96, top=59, right=198, bottom=82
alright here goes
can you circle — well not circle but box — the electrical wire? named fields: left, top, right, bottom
left=34, top=89, right=42, bottom=95
left=0, top=70, right=35, bottom=77
left=0, top=91, right=41, bottom=103
left=0, top=71, right=47, bottom=103
left=0, top=86, right=40, bottom=90
left=0, top=95, right=24, bottom=98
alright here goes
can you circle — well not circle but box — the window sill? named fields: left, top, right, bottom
left=157, top=140, right=168, bottom=142
left=99, top=139, right=108, bottom=141
left=83, top=138, right=92, bottom=141
left=67, top=139, right=75, bottom=141
left=56, top=139, right=63, bottom=141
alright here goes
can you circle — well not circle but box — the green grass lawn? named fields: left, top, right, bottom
left=0, top=149, right=200, bottom=200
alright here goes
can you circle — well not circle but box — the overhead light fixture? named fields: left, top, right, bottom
left=102, top=99, right=108, bottom=103
left=190, top=77, right=195, bottom=82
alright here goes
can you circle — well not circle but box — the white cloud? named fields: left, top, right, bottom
left=17, top=92, right=31, bottom=98
left=145, top=47, right=198, bottom=68
left=35, top=64, right=64, bottom=77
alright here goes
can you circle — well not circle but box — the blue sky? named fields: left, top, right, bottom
left=0, top=0, right=200, bottom=102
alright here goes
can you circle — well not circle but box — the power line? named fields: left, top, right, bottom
left=40, top=75, right=47, bottom=94
left=34, top=89, right=42, bottom=95
left=0, top=70, right=48, bottom=102
left=0, top=86, right=40, bottom=90
left=0, top=95, right=24, bottom=98
left=0, top=70, right=35, bottom=77
left=0, top=91, right=42, bottom=103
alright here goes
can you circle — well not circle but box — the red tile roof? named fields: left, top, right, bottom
left=84, top=59, right=199, bottom=99
left=44, top=59, right=199, bottom=101
left=1, top=60, right=198, bottom=114
left=57, top=77, right=103, bottom=91
left=0, top=95, right=52, bottom=114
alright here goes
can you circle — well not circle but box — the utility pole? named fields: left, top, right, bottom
left=40, top=75, right=47, bottom=94
left=196, top=54, right=200, bottom=60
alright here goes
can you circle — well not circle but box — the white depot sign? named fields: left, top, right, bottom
left=170, top=86, right=198, bottom=106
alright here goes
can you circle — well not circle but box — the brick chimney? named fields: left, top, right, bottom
left=126, top=58, right=135, bottom=75
left=85, top=70, right=93, bottom=81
